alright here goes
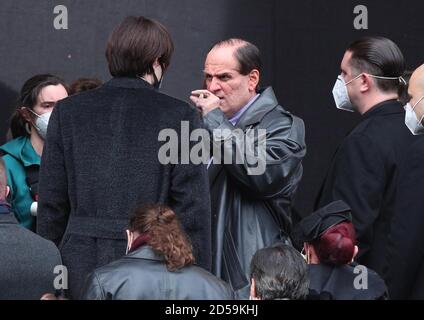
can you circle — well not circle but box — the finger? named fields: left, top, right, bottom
left=189, top=95, right=199, bottom=104
left=191, top=90, right=210, bottom=96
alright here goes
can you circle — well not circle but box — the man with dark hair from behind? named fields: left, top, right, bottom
left=37, top=16, right=211, bottom=298
left=315, top=36, right=424, bottom=285
left=0, top=158, right=62, bottom=299
left=249, top=243, right=309, bottom=300
left=80, top=204, right=234, bottom=300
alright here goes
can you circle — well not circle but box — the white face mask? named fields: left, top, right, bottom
left=332, top=75, right=360, bottom=112
left=332, top=73, right=404, bottom=113
left=404, top=96, right=424, bottom=135
left=28, top=109, right=52, bottom=140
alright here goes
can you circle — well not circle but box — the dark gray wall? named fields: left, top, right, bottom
left=1, top=0, right=424, bottom=217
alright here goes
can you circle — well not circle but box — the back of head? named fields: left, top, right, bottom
left=312, top=221, right=356, bottom=265
left=129, top=203, right=194, bottom=271
left=106, top=16, right=174, bottom=78
left=0, top=159, right=7, bottom=201
left=210, top=38, right=262, bottom=83
left=69, top=78, right=102, bottom=95
left=250, top=244, right=309, bottom=300
left=10, top=74, right=68, bottom=138
left=347, top=36, right=405, bottom=93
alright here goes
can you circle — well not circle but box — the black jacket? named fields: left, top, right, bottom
left=384, top=137, right=424, bottom=299
left=0, top=202, right=62, bottom=299
left=37, top=78, right=211, bottom=298
left=315, top=100, right=420, bottom=275
left=308, top=264, right=388, bottom=300
left=80, top=246, right=234, bottom=300
left=204, top=87, right=306, bottom=296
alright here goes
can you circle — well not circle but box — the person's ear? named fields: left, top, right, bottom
left=248, top=69, right=260, bottom=92
left=352, top=245, right=359, bottom=261
left=359, top=74, right=372, bottom=93
left=5, top=186, right=10, bottom=199
left=126, top=229, right=133, bottom=253
left=250, top=278, right=262, bottom=300
left=19, top=107, right=34, bottom=124
left=152, top=58, right=161, bottom=68
left=250, top=278, right=259, bottom=300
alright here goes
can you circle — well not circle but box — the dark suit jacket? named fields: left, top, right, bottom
left=316, top=100, right=421, bottom=277
left=37, top=77, right=211, bottom=298
left=0, top=206, right=62, bottom=299
left=80, top=246, right=234, bottom=300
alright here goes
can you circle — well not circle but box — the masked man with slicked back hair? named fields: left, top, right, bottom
left=316, top=37, right=424, bottom=292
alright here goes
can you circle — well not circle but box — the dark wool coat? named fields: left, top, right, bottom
left=37, top=78, right=211, bottom=298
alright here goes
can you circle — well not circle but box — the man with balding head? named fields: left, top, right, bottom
left=0, top=158, right=62, bottom=299
left=384, top=64, right=424, bottom=299
left=404, top=64, right=424, bottom=135
left=190, top=39, right=306, bottom=297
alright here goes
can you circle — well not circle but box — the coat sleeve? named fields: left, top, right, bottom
left=36, top=104, right=70, bottom=245
left=315, top=133, right=386, bottom=258
left=203, top=108, right=306, bottom=199
left=79, top=272, right=106, bottom=300
left=168, top=107, right=212, bottom=272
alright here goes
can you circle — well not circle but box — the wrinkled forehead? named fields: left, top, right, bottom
left=205, top=46, right=239, bottom=73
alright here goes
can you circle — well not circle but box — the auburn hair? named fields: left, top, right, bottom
left=311, top=222, right=356, bottom=265
left=128, top=204, right=195, bottom=271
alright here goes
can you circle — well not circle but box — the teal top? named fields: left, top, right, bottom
left=0, top=136, right=40, bottom=229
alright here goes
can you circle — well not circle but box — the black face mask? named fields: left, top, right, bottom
left=152, top=71, right=162, bottom=90
left=152, top=64, right=164, bottom=90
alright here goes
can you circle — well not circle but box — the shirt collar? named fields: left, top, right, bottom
left=228, top=94, right=260, bottom=126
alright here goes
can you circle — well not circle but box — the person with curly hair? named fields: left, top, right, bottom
left=80, top=203, right=234, bottom=300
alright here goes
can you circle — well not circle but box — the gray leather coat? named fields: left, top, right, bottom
left=203, top=87, right=306, bottom=297
left=80, top=246, right=234, bottom=300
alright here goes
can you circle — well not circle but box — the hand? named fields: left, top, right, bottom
left=190, top=90, right=220, bottom=116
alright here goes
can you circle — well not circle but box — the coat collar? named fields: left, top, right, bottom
left=236, top=87, right=281, bottom=129
left=361, top=99, right=403, bottom=122
left=103, top=77, right=156, bottom=90
left=0, top=201, right=18, bottom=225
left=125, top=245, right=165, bottom=262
